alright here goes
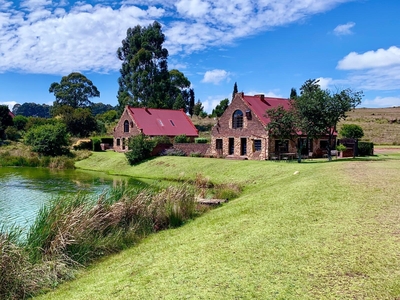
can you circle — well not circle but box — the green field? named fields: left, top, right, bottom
left=36, top=151, right=400, bottom=299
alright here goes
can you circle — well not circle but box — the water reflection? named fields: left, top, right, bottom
left=0, top=167, right=146, bottom=231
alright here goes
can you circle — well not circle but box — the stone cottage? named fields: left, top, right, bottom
left=113, top=106, right=198, bottom=152
left=209, top=93, right=335, bottom=160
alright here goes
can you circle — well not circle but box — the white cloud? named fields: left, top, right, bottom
left=316, top=77, right=334, bottom=89
left=202, top=94, right=230, bottom=113
left=337, top=46, right=400, bottom=70
left=0, top=101, right=17, bottom=110
left=0, top=0, right=353, bottom=75
left=333, top=22, right=355, bottom=36
left=202, top=69, right=230, bottom=85
left=362, top=96, right=400, bottom=108
left=175, top=0, right=209, bottom=17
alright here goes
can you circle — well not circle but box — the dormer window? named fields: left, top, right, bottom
left=124, top=120, right=129, bottom=132
left=232, top=110, right=243, bottom=128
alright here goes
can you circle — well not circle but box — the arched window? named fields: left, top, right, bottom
left=232, top=110, right=243, bottom=128
left=124, top=120, right=129, bottom=132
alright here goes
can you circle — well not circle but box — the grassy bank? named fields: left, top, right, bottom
left=0, top=142, right=91, bottom=169
left=32, top=151, right=400, bottom=299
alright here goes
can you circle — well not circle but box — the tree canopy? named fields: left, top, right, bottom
left=212, top=98, right=229, bottom=117
left=49, top=72, right=100, bottom=109
left=339, top=124, right=364, bottom=139
left=266, top=79, right=363, bottom=162
left=0, top=105, right=13, bottom=139
left=117, top=22, right=191, bottom=111
left=12, top=103, right=51, bottom=118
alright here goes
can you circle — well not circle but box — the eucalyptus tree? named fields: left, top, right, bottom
left=117, top=22, right=191, bottom=111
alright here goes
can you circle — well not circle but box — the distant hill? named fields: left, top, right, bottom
left=339, top=107, right=400, bottom=145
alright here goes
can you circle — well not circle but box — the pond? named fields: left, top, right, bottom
left=0, top=167, right=147, bottom=232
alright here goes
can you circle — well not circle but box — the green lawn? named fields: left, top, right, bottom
left=36, top=152, right=400, bottom=299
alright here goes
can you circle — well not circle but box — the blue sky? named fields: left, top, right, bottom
left=1, top=0, right=399, bottom=113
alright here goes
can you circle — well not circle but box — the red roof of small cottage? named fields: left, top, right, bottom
left=242, top=94, right=291, bottom=126
left=9, top=111, right=15, bottom=118
left=127, top=106, right=198, bottom=137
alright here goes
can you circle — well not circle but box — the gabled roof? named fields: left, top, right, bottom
left=242, top=94, right=291, bottom=126
left=127, top=106, right=198, bottom=137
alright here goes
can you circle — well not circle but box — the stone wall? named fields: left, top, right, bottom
left=173, top=143, right=210, bottom=156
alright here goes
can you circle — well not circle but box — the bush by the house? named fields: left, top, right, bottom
left=125, top=134, right=155, bottom=165
left=24, top=123, right=70, bottom=156
left=174, top=134, right=189, bottom=143
left=358, top=141, right=374, bottom=156
left=72, top=139, right=92, bottom=151
left=91, top=137, right=102, bottom=151
left=195, top=138, right=208, bottom=144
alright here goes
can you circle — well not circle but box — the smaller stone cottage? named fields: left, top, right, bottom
left=113, top=106, right=198, bottom=152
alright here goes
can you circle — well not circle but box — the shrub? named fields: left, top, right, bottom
left=340, top=124, right=364, bottom=139
left=195, top=137, right=208, bottom=144
left=24, top=123, right=70, bottom=156
left=5, top=126, right=21, bottom=141
left=72, top=139, right=92, bottom=151
left=153, top=135, right=172, bottom=145
left=174, top=134, right=189, bottom=143
left=12, top=115, right=28, bottom=131
left=125, top=134, right=155, bottom=165
left=91, top=137, right=102, bottom=152
left=358, top=141, right=374, bottom=156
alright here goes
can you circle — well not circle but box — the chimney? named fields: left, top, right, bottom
left=255, top=94, right=265, bottom=101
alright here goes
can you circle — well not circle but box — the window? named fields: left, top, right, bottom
left=228, top=138, right=234, bottom=155
left=254, top=139, right=261, bottom=152
left=320, top=140, right=328, bottom=150
left=241, top=138, right=247, bottom=155
left=169, top=120, right=175, bottom=126
left=275, top=140, right=288, bottom=153
left=216, top=139, right=223, bottom=150
left=124, top=120, right=129, bottom=132
left=232, top=110, right=243, bottom=128
left=122, top=138, right=125, bottom=150
left=116, top=139, right=120, bottom=146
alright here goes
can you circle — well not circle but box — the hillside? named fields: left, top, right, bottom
left=36, top=152, right=400, bottom=299
left=339, top=107, right=400, bottom=145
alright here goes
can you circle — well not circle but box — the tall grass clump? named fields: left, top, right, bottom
left=0, top=228, right=70, bottom=300
left=26, top=184, right=197, bottom=266
left=1, top=181, right=220, bottom=298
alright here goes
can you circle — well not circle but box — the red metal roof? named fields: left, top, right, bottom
left=242, top=95, right=291, bottom=126
left=127, top=107, right=198, bottom=137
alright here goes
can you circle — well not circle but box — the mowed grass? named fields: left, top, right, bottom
left=37, top=152, right=400, bottom=299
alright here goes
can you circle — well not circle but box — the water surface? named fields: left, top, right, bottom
left=0, top=167, right=146, bottom=231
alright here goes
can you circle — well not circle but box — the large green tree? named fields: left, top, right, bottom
left=117, top=22, right=191, bottom=111
left=266, top=79, right=363, bottom=162
left=49, top=72, right=100, bottom=109
left=0, top=105, right=13, bottom=139
left=293, top=79, right=363, bottom=161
